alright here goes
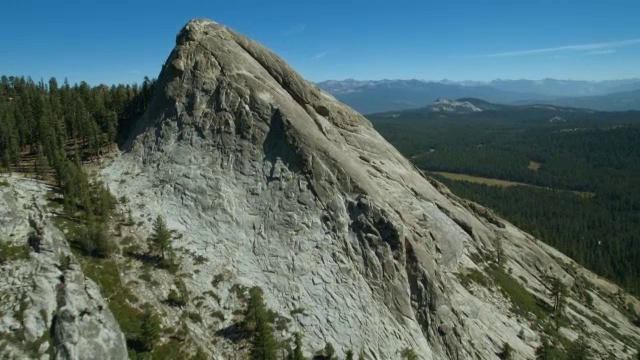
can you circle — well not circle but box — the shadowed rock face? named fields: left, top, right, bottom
left=99, top=18, right=640, bottom=360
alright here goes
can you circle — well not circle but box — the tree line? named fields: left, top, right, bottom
left=0, top=74, right=156, bottom=259
left=0, top=74, right=155, bottom=174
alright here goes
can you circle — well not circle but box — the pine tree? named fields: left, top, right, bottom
left=106, top=110, right=118, bottom=142
left=323, top=343, right=336, bottom=360
left=79, top=221, right=112, bottom=258
left=192, top=348, right=208, bottom=360
left=91, top=181, right=116, bottom=219
left=149, top=215, right=171, bottom=259
left=0, top=73, right=157, bottom=178
left=287, top=332, right=305, bottom=360
left=345, top=350, right=354, bottom=360
left=246, top=287, right=278, bottom=360
left=140, top=305, right=160, bottom=351
left=550, top=277, right=567, bottom=314
left=1, top=149, right=10, bottom=170
left=127, top=209, right=134, bottom=225
left=495, top=238, right=505, bottom=267
left=34, top=145, right=47, bottom=179
left=565, top=336, right=591, bottom=360
left=535, top=337, right=555, bottom=360
left=498, top=342, right=513, bottom=360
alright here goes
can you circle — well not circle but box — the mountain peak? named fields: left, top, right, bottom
left=129, top=18, right=368, bottom=150
left=99, top=19, right=640, bottom=359
left=174, top=18, right=226, bottom=49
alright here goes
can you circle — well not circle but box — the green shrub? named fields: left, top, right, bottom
left=186, top=311, right=203, bottom=323
left=58, top=255, right=71, bottom=271
left=274, top=315, right=291, bottom=331
left=167, top=279, right=189, bottom=307
left=203, top=290, right=221, bottom=305
left=458, top=268, right=490, bottom=288
left=230, top=283, right=248, bottom=302
left=159, top=254, right=180, bottom=274
left=167, top=290, right=186, bottom=307
left=76, top=222, right=113, bottom=258
left=498, top=342, right=513, bottom=360
left=211, top=310, right=225, bottom=322
left=80, top=257, right=145, bottom=348
left=322, top=343, right=337, bottom=360
left=0, top=241, right=30, bottom=263
left=139, top=272, right=152, bottom=282
left=140, top=305, right=161, bottom=351
left=488, top=267, right=547, bottom=319
left=193, top=254, right=207, bottom=265
left=212, top=273, right=226, bottom=287
left=121, top=235, right=135, bottom=246
left=150, top=339, right=189, bottom=360
left=290, top=307, right=306, bottom=316
left=400, top=348, right=419, bottom=360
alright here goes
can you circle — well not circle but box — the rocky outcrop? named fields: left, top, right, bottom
left=549, top=116, right=567, bottom=123
left=86, top=19, right=639, bottom=360
left=0, top=177, right=127, bottom=360
left=428, top=99, right=483, bottom=114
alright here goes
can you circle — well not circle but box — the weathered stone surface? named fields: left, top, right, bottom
left=0, top=18, right=632, bottom=360
left=99, top=18, right=640, bottom=360
left=93, top=18, right=640, bottom=360
left=0, top=177, right=128, bottom=360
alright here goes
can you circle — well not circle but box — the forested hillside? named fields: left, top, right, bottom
left=0, top=75, right=155, bottom=176
left=369, top=102, right=640, bottom=295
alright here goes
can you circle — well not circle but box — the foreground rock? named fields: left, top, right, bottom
left=0, top=176, right=127, bottom=360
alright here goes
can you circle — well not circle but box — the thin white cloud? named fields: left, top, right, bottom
left=312, top=51, right=328, bottom=59
left=477, top=38, right=640, bottom=57
left=284, top=24, right=306, bottom=35
left=586, top=49, right=616, bottom=56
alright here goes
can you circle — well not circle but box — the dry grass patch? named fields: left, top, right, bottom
left=432, top=172, right=523, bottom=187
left=528, top=160, right=542, bottom=171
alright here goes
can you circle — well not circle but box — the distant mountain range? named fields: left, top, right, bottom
left=317, top=78, right=640, bottom=114
left=374, top=97, right=599, bottom=118
left=483, top=78, right=640, bottom=97
left=516, top=88, right=640, bottom=112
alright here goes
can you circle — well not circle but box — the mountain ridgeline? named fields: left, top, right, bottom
left=0, top=19, right=639, bottom=360
left=318, top=79, right=640, bottom=114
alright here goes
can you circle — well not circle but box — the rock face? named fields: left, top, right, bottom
left=91, top=19, right=640, bottom=360
left=0, top=177, right=128, bottom=360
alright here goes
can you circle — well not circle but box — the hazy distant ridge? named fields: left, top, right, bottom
left=317, top=78, right=640, bottom=113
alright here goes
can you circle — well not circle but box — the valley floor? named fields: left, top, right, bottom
left=428, top=171, right=595, bottom=198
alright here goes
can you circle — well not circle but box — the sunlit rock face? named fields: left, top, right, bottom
left=90, top=18, right=640, bottom=360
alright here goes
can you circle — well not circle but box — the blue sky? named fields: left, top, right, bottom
left=1, top=0, right=639, bottom=84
